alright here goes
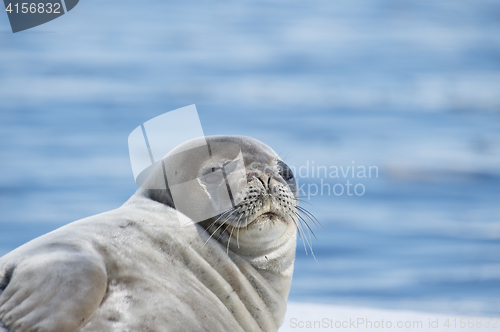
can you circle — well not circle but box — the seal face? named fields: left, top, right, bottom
left=201, top=154, right=299, bottom=251
left=0, top=135, right=299, bottom=332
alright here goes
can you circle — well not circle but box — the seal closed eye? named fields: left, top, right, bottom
left=0, top=135, right=305, bottom=332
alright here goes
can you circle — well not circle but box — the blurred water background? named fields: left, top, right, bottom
left=1, top=0, right=499, bottom=318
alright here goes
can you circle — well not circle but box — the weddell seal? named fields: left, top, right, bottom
left=0, top=135, right=314, bottom=332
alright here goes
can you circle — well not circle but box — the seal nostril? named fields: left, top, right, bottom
left=256, top=177, right=266, bottom=188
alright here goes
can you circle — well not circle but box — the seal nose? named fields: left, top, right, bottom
left=253, top=166, right=277, bottom=192
left=247, top=163, right=284, bottom=193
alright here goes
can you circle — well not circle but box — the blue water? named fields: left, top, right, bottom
left=1, top=0, right=499, bottom=318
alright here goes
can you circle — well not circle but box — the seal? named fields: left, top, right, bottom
left=0, top=135, right=301, bottom=332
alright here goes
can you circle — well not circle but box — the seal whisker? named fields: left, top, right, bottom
left=207, top=208, right=234, bottom=231
left=203, top=210, right=236, bottom=247
left=226, top=222, right=237, bottom=254
left=293, top=211, right=321, bottom=245
left=204, top=206, right=244, bottom=248
left=295, top=217, right=310, bottom=256
left=291, top=209, right=317, bottom=259
left=235, top=214, right=243, bottom=249
left=297, top=206, right=322, bottom=228
left=301, top=225, right=317, bottom=260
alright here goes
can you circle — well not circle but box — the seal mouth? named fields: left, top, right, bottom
left=225, top=211, right=287, bottom=230
left=259, top=212, right=284, bottom=221
left=201, top=210, right=289, bottom=245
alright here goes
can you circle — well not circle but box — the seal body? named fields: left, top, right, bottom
left=0, top=136, right=298, bottom=332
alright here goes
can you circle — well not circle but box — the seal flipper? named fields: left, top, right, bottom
left=0, top=265, right=14, bottom=330
left=0, top=275, right=9, bottom=332
left=0, top=267, right=13, bottom=292
left=0, top=251, right=107, bottom=332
